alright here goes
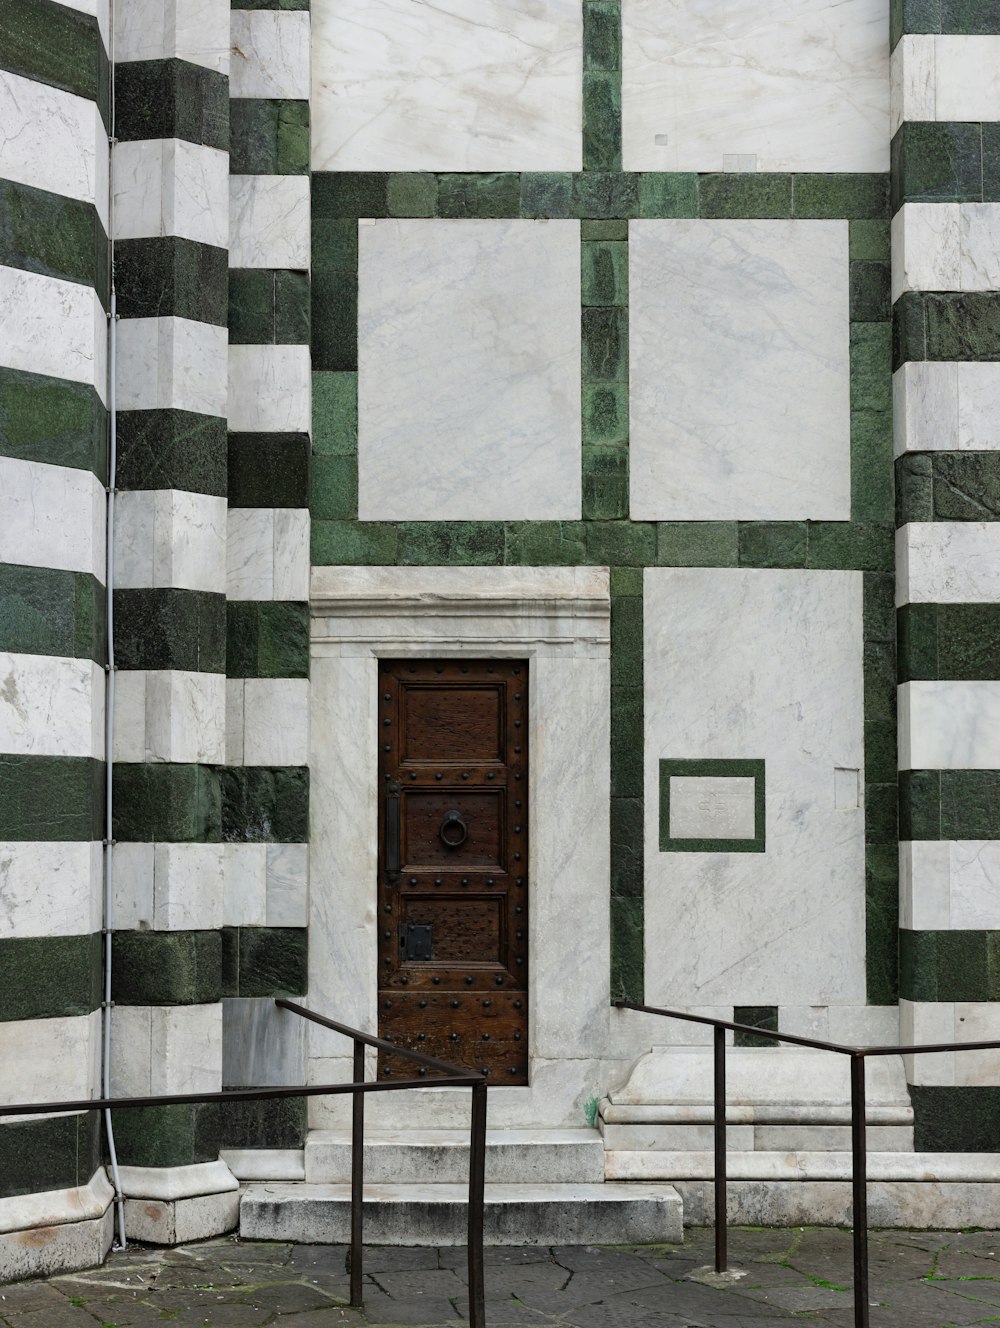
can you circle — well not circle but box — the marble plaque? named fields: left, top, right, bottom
left=669, top=776, right=757, bottom=842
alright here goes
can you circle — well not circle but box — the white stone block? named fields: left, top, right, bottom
left=896, top=522, right=1000, bottom=604
left=0, top=267, right=107, bottom=398
left=224, top=842, right=267, bottom=926
left=124, top=1190, right=239, bottom=1244
left=242, top=678, right=309, bottom=765
left=0, top=654, right=103, bottom=758
left=311, top=0, right=582, bottom=172
left=114, top=139, right=229, bottom=249
left=111, top=841, right=155, bottom=929
left=110, top=1005, right=153, bottom=1097
left=114, top=489, right=227, bottom=593
left=2, top=1012, right=100, bottom=1106
left=222, top=996, right=306, bottom=1086
left=153, top=843, right=225, bottom=930
left=890, top=34, right=937, bottom=135
left=0, top=841, right=102, bottom=938
left=622, top=0, right=889, bottom=172
left=227, top=508, right=309, bottom=601
left=358, top=219, right=581, bottom=521
left=953, top=1003, right=1000, bottom=1086
left=0, top=458, right=105, bottom=578
left=228, top=345, right=310, bottom=432
left=934, top=35, right=1000, bottom=121
left=116, top=317, right=228, bottom=417
left=226, top=677, right=245, bottom=764
left=900, top=840, right=951, bottom=931
left=960, top=203, right=1000, bottom=290
left=902, top=839, right=1000, bottom=931
left=229, top=175, right=310, bottom=269
left=894, top=361, right=1000, bottom=455
left=230, top=10, right=310, bottom=99
left=643, top=569, right=865, bottom=1006
left=115, top=0, right=230, bottom=72
left=892, top=203, right=1000, bottom=299
left=150, top=1004, right=223, bottom=1095
left=266, top=843, right=308, bottom=927
left=112, top=669, right=146, bottom=761
left=668, top=776, right=757, bottom=841
left=899, top=680, right=1000, bottom=770
left=273, top=509, right=310, bottom=601
left=629, top=220, right=850, bottom=521
left=0, top=1206, right=113, bottom=1285
left=900, top=999, right=955, bottom=1086
left=142, top=670, right=227, bottom=764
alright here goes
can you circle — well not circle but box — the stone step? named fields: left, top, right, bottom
left=600, top=1121, right=913, bottom=1152
left=304, top=1128, right=605, bottom=1184
left=606, top=1151, right=1000, bottom=1182
left=240, top=1182, right=684, bottom=1245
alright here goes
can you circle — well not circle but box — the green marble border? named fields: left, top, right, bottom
left=226, top=601, right=309, bottom=678
left=893, top=0, right=1000, bottom=48
left=229, top=432, right=310, bottom=507
left=116, top=236, right=229, bottom=326
left=229, top=269, right=310, bottom=344
left=0, top=755, right=103, bottom=840
left=230, top=98, right=309, bottom=174
left=115, top=58, right=228, bottom=149
left=658, top=758, right=766, bottom=854
left=0, top=933, right=102, bottom=1020
left=900, top=769, right=1000, bottom=840
left=583, top=0, right=621, bottom=173
left=221, top=926, right=308, bottom=996
left=0, top=180, right=108, bottom=305
left=894, top=291, right=1000, bottom=366
left=734, top=1005, right=779, bottom=1049
left=896, top=452, right=1000, bottom=523
left=116, top=409, right=227, bottom=495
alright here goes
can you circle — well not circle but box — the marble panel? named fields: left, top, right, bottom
left=358, top=219, right=581, bottom=521
left=0, top=267, right=106, bottom=399
left=899, top=680, right=1000, bottom=770
left=112, top=670, right=146, bottom=762
left=116, top=317, right=228, bottom=418
left=225, top=678, right=244, bottom=764
left=227, top=508, right=275, bottom=600
left=143, top=670, right=227, bottom=764
left=894, top=362, right=1000, bottom=455
left=629, top=220, right=850, bottom=521
left=902, top=839, right=1000, bottom=933
left=242, top=678, right=309, bottom=766
left=826, top=1005, right=899, bottom=1045
left=0, top=458, right=105, bottom=578
left=643, top=568, right=865, bottom=1006
left=230, top=11, right=310, bottom=100
left=114, top=140, right=229, bottom=249
left=311, top=0, right=582, bottom=172
left=110, top=1006, right=153, bottom=1097
left=112, top=841, right=155, bottom=930
left=900, top=999, right=956, bottom=1086
left=896, top=522, right=1000, bottom=604
left=934, top=36, right=1000, bottom=122
left=0, top=654, right=103, bottom=758
left=153, top=843, right=224, bottom=930
left=229, top=175, right=310, bottom=270
left=150, top=1004, right=223, bottom=1095
left=890, top=34, right=936, bottom=136
left=0, top=73, right=108, bottom=224
left=3, top=1012, right=100, bottom=1105
left=114, top=490, right=227, bottom=593
left=273, top=509, right=310, bottom=601
left=266, top=843, right=308, bottom=927
left=952, top=1003, right=1000, bottom=1086
left=892, top=204, right=1000, bottom=299
left=668, top=776, right=757, bottom=841
left=0, top=841, right=102, bottom=939
left=115, top=0, right=229, bottom=73
left=222, top=996, right=305, bottom=1086
left=223, top=842, right=267, bottom=926
left=228, top=345, right=310, bottom=433
left=622, top=0, right=889, bottom=172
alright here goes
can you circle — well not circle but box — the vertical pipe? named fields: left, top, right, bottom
left=467, top=1080, right=488, bottom=1328
left=350, top=1039, right=365, bottom=1308
left=851, top=1054, right=870, bottom=1328
left=713, top=1024, right=728, bottom=1274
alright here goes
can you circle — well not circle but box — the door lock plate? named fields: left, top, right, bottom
left=401, top=923, right=433, bottom=961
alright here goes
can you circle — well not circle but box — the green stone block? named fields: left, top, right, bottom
left=310, top=453, right=358, bottom=521
left=311, top=520, right=398, bottom=565
left=114, top=762, right=222, bottom=843
left=849, top=219, right=890, bottom=262
left=611, top=684, right=643, bottom=797
left=220, top=766, right=309, bottom=842
left=582, top=383, right=628, bottom=445
left=275, top=269, right=310, bottom=344
left=942, top=0, right=1000, bottom=33
left=228, top=268, right=275, bottom=343
left=116, top=410, right=227, bottom=496
left=0, top=934, right=101, bottom=1022
left=581, top=219, right=628, bottom=240
left=866, top=842, right=899, bottom=1004
left=895, top=454, right=934, bottom=527
left=891, top=121, right=983, bottom=209
left=611, top=594, right=643, bottom=686
left=229, top=98, right=309, bottom=174
left=218, top=1096, right=306, bottom=1148
left=657, top=522, right=738, bottom=567
left=0, top=565, right=79, bottom=659
left=930, top=451, right=1000, bottom=519
left=1, top=0, right=103, bottom=103
left=792, top=174, right=889, bottom=220
left=228, top=927, right=308, bottom=996
left=227, top=601, right=309, bottom=679
left=738, top=522, right=807, bottom=567
left=851, top=410, right=893, bottom=522
left=911, top=1086, right=1000, bottom=1153
left=583, top=448, right=628, bottom=520
left=116, top=59, right=229, bottom=151
left=865, top=721, right=898, bottom=784
left=228, top=431, right=310, bottom=509
left=899, top=769, right=939, bottom=840
left=582, top=241, right=628, bottom=306
left=112, top=1104, right=220, bottom=1169
left=699, top=174, right=793, bottom=218
left=610, top=796, right=643, bottom=900
left=938, top=604, right=1000, bottom=679
left=0, top=755, right=103, bottom=841
left=115, top=587, right=226, bottom=674
left=116, top=235, right=228, bottom=325
left=312, top=372, right=357, bottom=457
left=75, top=573, right=106, bottom=664
left=387, top=173, right=438, bottom=217
left=503, top=521, right=586, bottom=566
left=610, top=896, right=643, bottom=1003
left=851, top=323, right=892, bottom=412
left=398, top=521, right=505, bottom=566
left=0, top=367, right=106, bottom=478
left=437, top=174, right=521, bottom=218
left=312, top=172, right=389, bottom=218
left=112, top=930, right=222, bottom=1005
left=310, top=269, right=357, bottom=371
left=919, top=292, right=1000, bottom=362
left=807, top=522, right=894, bottom=572
left=900, top=929, right=1000, bottom=1002
left=733, top=1007, right=778, bottom=1049
left=311, top=218, right=358, bottom=274
left=610, top=566, right=643, bottom=596
left=0, top=1115, right=100, bottom=1201
left=865, top=780, right=899, bottom=845
left=571, top=173, right=639, bottom=219
left=0, top=180, right=102, bottom=295
left=941, top=770, right=1000, bottom=839
left=894, top=0, right=940, bottom=43
left=863, top=572, right=896, bottom=645
left=638, top=173, right=699, bottom=218
left=897, top=603, right=938, bottom=682
left=520, top=174, right=574, bottom=219
left=850, top=261, right=891, bottom=322
left=586, top=521, right=655, bottom=566
left=984, top=123, right=1000, bottom=202
left=583, top=73, right=622, bottom=173
left=864, top=641, right=897, bottom=725
left=584, top=0, right=621, bottom=70
left=582, top=306, right=628, bottom=382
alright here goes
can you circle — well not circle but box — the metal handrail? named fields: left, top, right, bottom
left=0, top=1001, right=488, bottom=1328
left=616, top=999, right=1000, bottom=1328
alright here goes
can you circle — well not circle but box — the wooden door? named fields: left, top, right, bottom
left=377, top=659, right=528, bottom=1084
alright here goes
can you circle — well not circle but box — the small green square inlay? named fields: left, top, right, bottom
left=659, top=758, right=766, bottom=853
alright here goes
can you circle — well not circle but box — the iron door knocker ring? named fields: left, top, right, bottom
left=439, top=809, right=468, bottom=847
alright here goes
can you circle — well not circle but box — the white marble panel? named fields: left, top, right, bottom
left=961, top=204, right=1000, bottom=290
left=111, top=841, right=155, bottom=930
left=116, top=317, right=228, bottom=417
left=153, top=843, right=224, bottom=930
left=226, top=509, right=275, bottom=600
left=934, top=36, right=1000, bottom=122
left=629, top=220, right=850, bottom=521
left=668, top=776, right=756, bottom=841
left=2, top=1012, right=100, bottom=1106
left=115, top=0, right=229, bottom=73
left=229, top=175, right=310, bottom=270
left=622, top=0, right=889, bottom=172
left=899, top=680, right=1000, bottom=770
left=114, top=140, right=229, bottom=249
left=953, top=1003, right=1000, bottom=1086
left=896, top=523, right=1000, bottom=604
left=112, top=670, right=146, bottom=762
left=114, top=490, right=227, bottom=593
left=0, top=458, right=105, bottom=578
left=643, top=568, right=865, bottom=1006
left=242, top=679, right=309, bottom=766
left=0, top=267, right=106, bottom=399
left=230, top=11, right=310, bottom=99
left=222, top=997, right=305, bottom=1086
left=110, top=1005, right=153, bottom=1097
left=892, top=203, right=1000, bottom=299
left=0, top=655, right=102, bottom=758
left=894, top=362, right=1000, bottom=455
left=890, top=34, right=936, bottom=136
left=143, top=670, right=227, bottom=764
left=228, top=345, right=310, bottom=433
left=902, top=840, right=1000, bottom=931
left=273, top=509, right=310, bottom=602
left=149, top=1005, right=223, bottom=1095
left=225, top=678, right=245, bottom=764
left=0, top=842, right=102, bottom=939
left=901, top=999, right=956, bottom=1086
left=311, top=0, right=582, bottom=172
left=0, top=73, right=108, bottom=225
left=224, top=842, right=267, bottom=926
left=266, top=843, right=308, bottom=927
left=358, top=219, right=581, bottom=521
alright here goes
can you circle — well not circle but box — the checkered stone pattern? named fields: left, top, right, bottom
left=892, top=7, right=1000, bottom=1149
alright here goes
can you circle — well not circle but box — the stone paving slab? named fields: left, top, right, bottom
left=2, top=1229, right=1000, bottom=1327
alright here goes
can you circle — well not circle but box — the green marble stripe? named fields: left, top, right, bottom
left=0, top=0, right=108, bottom=116
left=891, top=122, right=1000, bottom=210
left=233, top=0, right=307, bottom=8
left=312, top=372, right=356, bottom=457
left=583, top=0, right=621, bottom=172
left=0, top=367, right=107, bottom=479
left=229, top=269, right=309, bottom=344
left=115, top=409, right=227, bottom=495
left=115, top=58, right=228, bottom=149
left=221, top=926, right=307, bottom=996
left=112, top=929, right=222, bottom=1004
left=311, top=217, right=356, bottom=372
left=0, top=933, right=101, bottom=1021
left=0, top=755, right=103, bottom=840
left=217, top=1096, right=306, bottom=1148
left=0, top=565, right=104, bottom=662
left=220, top=766, right=309, bottom=843
left=230, top=98, right=309, bottom=174
left=0, top=1113, right=101, bottom=1200
left=895, top=292, right=1000, bottom=367
left=896, top=452, right=1000, bottom=523
left=115, top=236, right=228, bottom=326
left=899, top=603, right=1000, bottom=681
left=228, top=431, right=310, bottom=507
left=113, top=762, right=221, bottom=843
left=900, top=930, right=1000, bottom=1002
left=111, top=1103, right=219, bottom=1169
left=0, top=180, right=108, bottom=304
left=901, top=769, right=1000, bottom=840
left=226, top=601, right=309, bottom=678
left=610, top=571, right=642, bottom=1003
left=733, top=1006, right=778, bottom=1049
left=911, top=1086, right=1000, bottom=1152
left=893, top=0, right=1000, bottom=46
left=114, top=588, right=226, bottom=673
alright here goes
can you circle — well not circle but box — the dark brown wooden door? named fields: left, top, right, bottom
left=377, top=659, right=528, bottom=1084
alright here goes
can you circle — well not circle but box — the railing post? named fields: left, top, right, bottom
left=713, top=1024, right=728, bottom=1274
left=850, top=1053, right=870, bottom=1328
left=467, top=1079, right=488, bottom=1328
left=350, top=1038, right=365, bottom=1308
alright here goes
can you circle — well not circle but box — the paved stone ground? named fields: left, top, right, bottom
left=4, top=1228, right=1000, bottom=1328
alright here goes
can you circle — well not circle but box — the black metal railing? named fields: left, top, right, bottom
left=615, top=999, right=1000, bottom=1328
left=0, top=1000, right=488, bottom=1328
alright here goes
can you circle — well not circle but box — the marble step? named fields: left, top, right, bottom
left=240, top=1182, right=684, bottom=1245
left=304, top=1128, right=605, bottom=1184
left=606, top=1151, right=1000, bottom=1182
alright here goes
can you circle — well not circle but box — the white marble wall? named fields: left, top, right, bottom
left=0, top=460, right=106, bottom=578
left=0, top=268, right=107, bottom=398
left=113, top=842, right=225, bottom=931
left=111, top=1005, right=223, bottom=1097
left=114, top=141, right=229, bottom=249
left=0, top=655, right=103, bottom=758
left=112, top=670, right=227, bottom=764
left=114, top=490, right=227, bottom=593
left=898, top=681, right=1000, bottom=771
left=896, top=523, right=1000, bottom=605
left=643, top=568, right=866, bottom=1007
left=893, top=204, right=1000, bottom=299
left=892, top=35, right=1000, bottom=131
left=115, top=0, right=229, bottom=71
left=229, top=176, right=310, bottom=270
left=901, top=841, right=1000, bottom=931
left=894, top=362, right=1000, bottom=455
left=0, top=843, right=103, bottom=939
left=225, top=508, right=310, bottom=601
left=629, top=220, right=850, bottom=521
left=225, top=679, right=309, bottom=766
left=230, top=11, right=310, bottom=99
left=227, top=346, right=311, bottom=433
left=901, top=999, right=1000, bottom=1087
left=116, top=318, right=229, bottom=417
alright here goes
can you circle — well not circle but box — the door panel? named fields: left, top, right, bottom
left=377, top=659, right=529, bottom=1084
